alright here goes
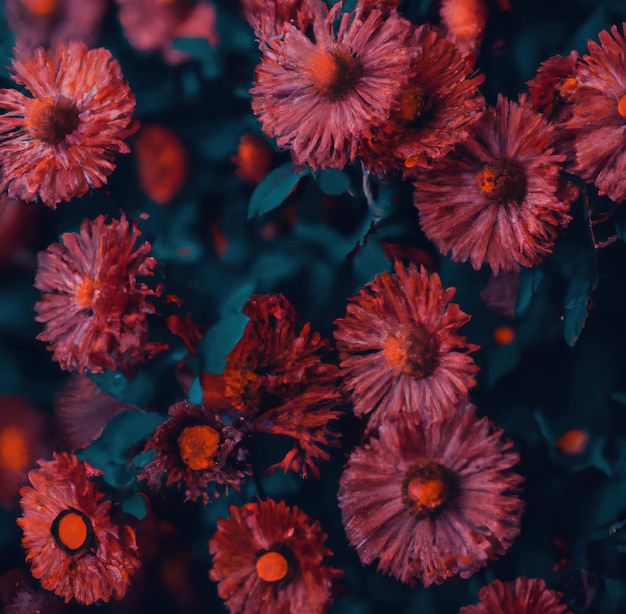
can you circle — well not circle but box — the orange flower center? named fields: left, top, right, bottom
left=75, top=277, right=96, bottom=311
left=177, top=425, right=220, bottom=471
left=255, top=551, right=289, bottom=583
left=474, top=158, right=527, bottom=203
left=382, top=322, right=439, bottom=379
left=402, top=462, right=458, bottom=518
left=307, top=49, right=363, bottom=101
left=52, top=509, right=92, bottom=553
left=20, top=0, right=57, bottom=17
left=0, top=425, right=29, bottom=471
left=26, top=96, right=80, bottom=145
left=398, top=86, right=433, bottom=123
left=618, top=94, right=626, bottom=119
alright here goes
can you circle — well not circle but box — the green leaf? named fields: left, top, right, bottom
left=121, top=494, right=148, bottom=520
left=515, top=269, right=543, bottom=316
left=317, top=168, right=350, bottom=195
left=248, top=162, right=308, bottom=220
left=88, top=370, right=153, bottom=408
left=187, top=376, right=204, bottom=405
left=131, top=448, right=157, bottom=470
left=199, top=312, right=250, bottom=374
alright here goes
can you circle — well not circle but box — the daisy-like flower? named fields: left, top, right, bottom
left=17, top=452, right=141, bottom=605
left=0, top=42, right=137, bottom=209
left=459, top=577, right=571, bottom=613
left=338, top=405, right=524, bottom=587
left=333, top=261, right=479, bottom=429
left=116, top=0, right=219, bottom=66
left=561, top=23, right=626, bottom=203
left=251, top=0, right=413, bottom=170
left=142, top=401, right=249, bottom=504
left=209, top=499, right=342, bottom=614
left=5, top=0, right=107, bottom=50
left=223, top=293, right=343, bottom=478
left=413, top=94, right=573, bottom=274
left=34, top=213, right=167, bottom=375
left=360, top=23, right=485, bottom=177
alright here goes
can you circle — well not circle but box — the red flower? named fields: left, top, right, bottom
left=333, top=261, right=479, bottom=429
left=459, top=577, right=571, bottom=613
left=209, top=499, right=342, bottom=614
left=240, top=0, right=314, bottom=40
left=116, top=0, right=219, bottom=66
left=440, top=0, right=488, bottom=59
left=251, top=0, right=413, bottom=170
left=338, top=405, right=524, bottom=587
left=562, top=23, right=626, bottom=203
left=17, top=452, right=141, bottom=605
left=5, top=0, right=107, bottom=50
left=224, top=294, right=343, bottom=477
left=360, top=23, right=485, bottom=177
left=142, top=401, right=249, bottom=504
left=413, top=95, right=573, bottom=273
left=0, top=43, right=137, bottom=209
left=34, top=213, right=167, bottom=375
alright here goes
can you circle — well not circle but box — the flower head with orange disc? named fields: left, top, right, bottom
left=34, top=213, right=167, bottom=375
left=338, top=404, right=524, bottom=587
left=333, top=261, right=479, bottom=430
left=223, top=293, right=344, bottom=478
left=17, top=452, right=141, bottom=605
left=459, top=577, right=571, bottom=613
left=0, top=42, right=137, bottom=209
left=142, top=401, right=249, bottom=504
left=412, top=94, right=573, bottom=273
left=209, top=498, right=342, bottom=614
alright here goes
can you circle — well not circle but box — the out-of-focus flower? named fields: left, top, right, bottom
left=480, top=271, right=520, bottom=317
left=440, top=0, right=488, bottom=59
left=0, top=194, right=38, bottom=274
left=361, top=23, right=485, bottom=177
left=338, top=405, right=524, bottom=587
left=17, top=452, right=141, bottom=605
left=224, top=294, right=343, bottom=477
left=5, top=0, right=107, bottom=50
left=34, top=213, right=167, bottom=375
left=413, top=95, right=573, bottom=273
left=0, top=43, right=137, bottom=209
left=333, top=261, right=479, bottom=429
left=134, top=124, right=188, bottom=204
left=142, top=401, right=248, bottom=504
left=117, top=0, right=219, bottom=66
left=555, top=429, right=589, bottom=456
left=240, top=0, right=313, bottom=40
left=209, top=499, right=342, bottom=614
left=251, top=0, right=413, bottom=170
left=459, top=577, right=571, bottom=613
left=0, top=396, right=50, bottom=508
left=3, top=584, right=62, bottom=614
left=232, top=133, right=274, bottom=185
left=561, top=23, right=626, bottom=203
left=54, top=375, right=136, bottom=450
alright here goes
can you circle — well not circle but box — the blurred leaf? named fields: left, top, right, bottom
left=515, top=268, right=543, bottom=316
left=131, top=448, right=157, bottom=470
left=89, top=370, right=153, bottom=407
left=248, top=162, right=309, bottom=219
left=187, top=375, right=204, bottom=404
left=317, top=168, right=351, bottom=195
left=563, top=271, right=597, bottom=346
left=172, top=37, right=221, bottom=79
left=220, top=282, right=255, bottom=316
left=121, top=494, right=148, bottom=520
left=198, top=312, right=250, bottom=374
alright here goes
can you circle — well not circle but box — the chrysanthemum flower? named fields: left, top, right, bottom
left=561, top=23, right=626, bottom=203
left=5, top=0, right=107, bottom=50
left=333, top=261, right=479, bottom=429
left=34, top=213, right=167, bottom=375
left=413, top=95, right=573, bottom=273
left=459, top=577, right=571, bottom=613
left=17, top=452, right=141, bottom=605
left=117, top=0, right=219, bottom=65
left=209, top=499, right=342, bottom=614
left=0, top=43, right=137, bottom=209
left=224, top=294, right=343, bottom=477
left=251, top=0, right=413, bottom=170
left=142, top=401, right=248, bottom=504
left=360, top=23, right=485, bottom=177
left=338, top=405, right=524, bottom=587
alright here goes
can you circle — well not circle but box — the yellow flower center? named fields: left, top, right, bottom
left=53, top=509, right=91, bottom=552
left=382, top=322, right=439, bottom=379
left=308, top=49, right=363, bottom=101
left=256, top=551, right=289, bottom=583
left=0, top=425, right=29, bottom=471
left=177, top=425, right=220, bottom=471
left=474, top=158, right=527, bottom=203
left=26, top=96, right=80, bottom=145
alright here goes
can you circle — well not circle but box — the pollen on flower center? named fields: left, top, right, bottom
left=26, top=96, right=81, bottom=145
left=398, top=86, right=434, bottom=123
left=474, top=158, right=527, bottom=203
left=21, top=0, right=58, bottom=17
left=618, top=94, right=626, bottom=118
left=255, top=550, right=289, bottom=583
left=75, top=277, right=95, bottom=311
left=402, top=461, right=458, bottom=517
left=382, top=322, right=439, bottom=379
left=307, top=49, right=363, bottom=101
left=52, top=509, right=91, bottom=552
left=0, top=425, right=28, bottom=471
left=177, top=425, right=220, bottom=471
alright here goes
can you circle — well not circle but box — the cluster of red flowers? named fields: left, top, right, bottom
left=2, top=0, right=625, bottom=611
